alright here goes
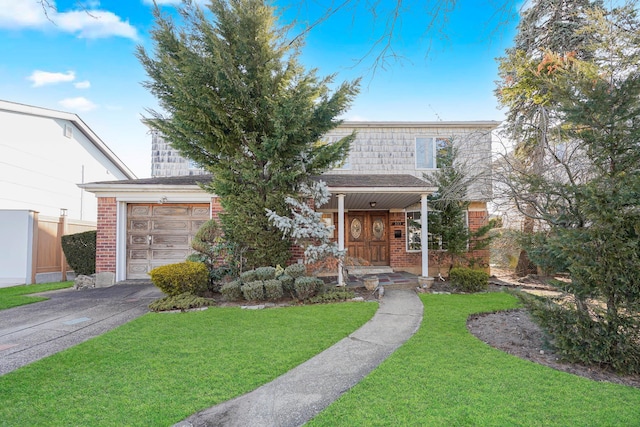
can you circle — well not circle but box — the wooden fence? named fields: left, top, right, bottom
left=31, top=214, right=96, bottom=283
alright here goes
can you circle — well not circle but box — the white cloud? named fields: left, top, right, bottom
left=74, top=80, right=91, bottom=89
left=28, top=70, right=76, bottom=87
left=143, top=0, right=181, bottom=4
left=56, top=10, right=138, bottom=40
left=0, top=0, right=138, bottom=40
left=59, top=97, right=98, bottom=112
left=142, top=0, right=207, bottom=5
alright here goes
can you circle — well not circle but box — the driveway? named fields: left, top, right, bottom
left=0, top=282, right=162, bottom=375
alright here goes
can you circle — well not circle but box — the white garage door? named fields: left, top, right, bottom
left=126, top=203, right=210, bottom=279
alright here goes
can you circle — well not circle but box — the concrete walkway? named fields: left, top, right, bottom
left=0, top=283, right=162, bottom=375
left=176, top=289, right=423, bottom=427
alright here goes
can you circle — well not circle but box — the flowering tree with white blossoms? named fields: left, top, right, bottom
left=266, top=180, right=344, bottom=265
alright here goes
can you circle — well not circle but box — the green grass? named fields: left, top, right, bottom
left=310, top=293, right=640, bottom=426
left=0, top=281, right=73, bottom=310
left=0, top=302, right=377, bottom=426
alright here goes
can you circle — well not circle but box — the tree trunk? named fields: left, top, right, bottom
left=515, top=249, right=538, bottom=277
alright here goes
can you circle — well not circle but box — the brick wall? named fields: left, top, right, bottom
left=211, top=197, right=222, bottom=219
left=387, top=206, right=490, bottom=275
left=467, top=209, right=490, bottom=271
left=96, top=197, right=117, bottom=273
left=389, top=211, right=421, bottom=269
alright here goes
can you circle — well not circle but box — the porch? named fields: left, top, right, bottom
left=318, top=174, right=439, bottom=284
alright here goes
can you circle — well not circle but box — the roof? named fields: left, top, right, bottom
left=0, top=99, right=137, bottom=180
left=339, top=120, right=501, bottom=129
left=89, top=174, right=213, bottom=186
left=80, top=173, right=438, bottom=210
left=81, top=173, right=434, bottom=192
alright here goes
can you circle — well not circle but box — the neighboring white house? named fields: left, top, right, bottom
left=0, top=100, right=136, bottom=286
left=0, top=100, right=136, bottom=221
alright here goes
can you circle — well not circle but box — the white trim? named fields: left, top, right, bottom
left=115, top=193, right=213, bottom=203
left=340, top=121, right=500, bottom=129
left=327, top=186, right=438, bottom=194
left=337, top=194, right=345, bottom=286
left=421, top=194, right=429, bottom=278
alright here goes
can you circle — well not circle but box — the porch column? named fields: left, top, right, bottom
left=421, top=193, right=431, bottom=279
left=337, top=194, right=346, bottom=286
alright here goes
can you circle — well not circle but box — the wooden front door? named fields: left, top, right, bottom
left=346, top=212, right=389, bottom=266
left=126, top=203, right=210, bottom=279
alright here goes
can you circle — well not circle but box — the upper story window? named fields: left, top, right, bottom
left=415, top=137, right=452, bottom=169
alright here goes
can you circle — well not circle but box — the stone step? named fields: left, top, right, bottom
left=347, top=266, right=394, bottom=276
left=382, top=281, right=420, bottom=291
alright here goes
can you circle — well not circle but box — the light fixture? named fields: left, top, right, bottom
left=159, top=196, right=168, bottom=204
left=369, top=201, right=377, bottom=208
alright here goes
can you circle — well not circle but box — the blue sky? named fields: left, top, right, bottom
left=0, top=0, right=520, bottom=178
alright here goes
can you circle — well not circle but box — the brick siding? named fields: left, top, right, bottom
left=96, top=197, right=117, bottom=273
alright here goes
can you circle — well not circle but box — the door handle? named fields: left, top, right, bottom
left=147, top=235, right=152, bottom=245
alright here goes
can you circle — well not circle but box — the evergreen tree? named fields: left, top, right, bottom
left=422, top=143, right=493, bottom=274
left=495, top=0, right=602, bottom=275
left=507, top=4, right=640, bottom=372
left=137, top=0, right=359, bottom=268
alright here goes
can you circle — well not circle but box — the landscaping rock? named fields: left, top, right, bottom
left=241, top=304, right=266, bottom=310
left=74, top=274, right=95, bottom=290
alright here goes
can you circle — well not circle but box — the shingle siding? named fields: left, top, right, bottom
left=323, top=124, right=493, bottom=200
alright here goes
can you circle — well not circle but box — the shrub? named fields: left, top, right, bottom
left=449, top=267, right=489, bottom=293
left=242, top=280, right=265, bottom=301
left=240, top=269, right=259, bottom=283
left=278, top=274, right=294, bottom=296
left=220, top=280, right=243, bottom=301
left=308, top=289, right=355, bottom=304
left=61, top=230, right=97, bottom=276
left=254, top=266, right=276, bottom=280
left=284, top=264, right=307, bottom=278
left=294, top=276, right=323, bottom=300
left=149, top=292, right=215, bottom=312
left=516, top=291, right=640, bottom=374
left=263, top=279, right=283, bottom=301
left=148, top=261, right=209, bottom=296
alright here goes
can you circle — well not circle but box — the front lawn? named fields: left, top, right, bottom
left=0, top=302, right=376, bottom=426
left=0, top=281, right=73, bottom=310
left=309, top=293, right=640, bottom=426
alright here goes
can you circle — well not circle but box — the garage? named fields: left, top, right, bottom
left=126, top=203, right=210, bottom=279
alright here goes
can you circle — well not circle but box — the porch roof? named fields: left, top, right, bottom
left=316, top=174, right=436, bottom=211
left=80, top=173, right=437, bottom=210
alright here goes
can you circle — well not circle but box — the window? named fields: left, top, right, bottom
left=406, top=211, right=422, bottom=251
left=415, top=137, right=452, bottom=169
left=406, top=210, right=469, bottom=251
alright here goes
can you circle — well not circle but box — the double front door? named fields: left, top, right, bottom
left=346, top=211, right=389, bottom=266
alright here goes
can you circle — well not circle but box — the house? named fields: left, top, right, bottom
left=150, top=131, right=208, bottom=177
left=0, top=100, right=136, bottom=286
left=80, top=121, right=498, bottom=283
